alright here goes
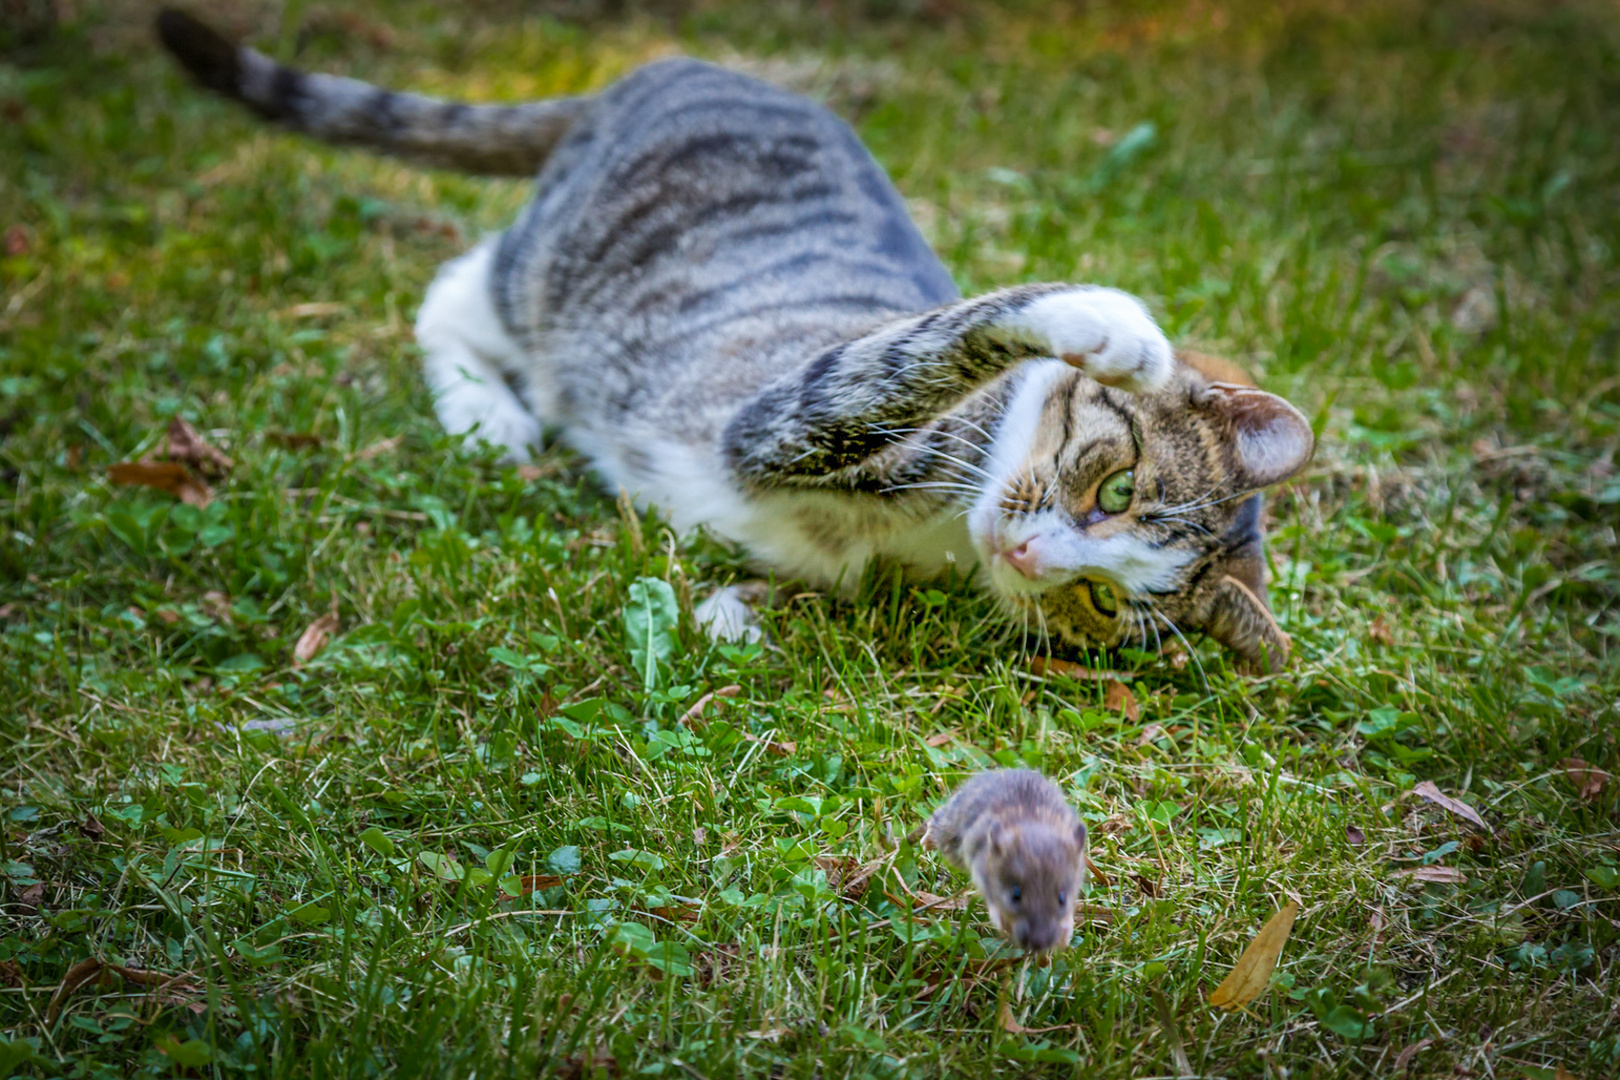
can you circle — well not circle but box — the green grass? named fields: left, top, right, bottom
left=3, top=1, right=1618, bottom=1076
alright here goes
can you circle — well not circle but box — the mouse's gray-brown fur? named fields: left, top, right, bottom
left=924, top=769, right=1088, bottom=953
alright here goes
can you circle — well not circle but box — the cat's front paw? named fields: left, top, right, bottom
left=997, top=288, right=1174, bottom=393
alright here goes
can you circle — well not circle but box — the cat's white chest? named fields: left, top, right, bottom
left=596, top=435, right=979, bottom=591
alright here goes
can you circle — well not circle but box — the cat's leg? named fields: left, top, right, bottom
left=722, top=283, right=1173, bottom=486
left=415, top=238, right=542, bottom=462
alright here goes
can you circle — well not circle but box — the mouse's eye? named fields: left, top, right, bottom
left=1010, top=886, right=1022, bottom=904
left=1057, top=891, right=1067, bottom=907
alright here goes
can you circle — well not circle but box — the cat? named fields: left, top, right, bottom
left=157, top=9, right=1314, bottom=672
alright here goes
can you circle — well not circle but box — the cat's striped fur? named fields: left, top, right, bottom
left=158, top=9, right=1315, bottom=671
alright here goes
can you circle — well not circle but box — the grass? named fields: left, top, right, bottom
left=2, top=0, right=1618, bottom=1076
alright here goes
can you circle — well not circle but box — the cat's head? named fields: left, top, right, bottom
left=967, top=351, right=1313, bottom=673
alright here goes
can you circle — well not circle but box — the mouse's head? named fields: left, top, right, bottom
left=973, top=818, right=1089, bottom=953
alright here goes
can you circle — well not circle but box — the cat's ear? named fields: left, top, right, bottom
left=1203, top=565, right=1292, bottom=674
left=1199, top=383, right=1314, bottom=490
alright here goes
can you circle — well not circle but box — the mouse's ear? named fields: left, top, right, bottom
left=987, top=821, right=1006, bottom=857
left=1073, top=820, right=1087, bottom=854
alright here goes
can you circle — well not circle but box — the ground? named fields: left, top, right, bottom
left=1, top=1, right=1618, bottom=1077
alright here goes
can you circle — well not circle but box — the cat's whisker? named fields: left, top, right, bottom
left=1144, top=602, right=1208, bottom=692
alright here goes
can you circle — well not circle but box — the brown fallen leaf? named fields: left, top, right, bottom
left=1105, top=679, right=1140, bottom=721
left=1084, top=854, right=1111, bottom=888
left=1031, top=656, right=1132, bottom=682
left=925, top=729, right=958, bottom=748
left=269, top=431, right=323, bottom=450
left=293, top=612, right=340, bottom=666
left=46, top=958, right=119, bottom=1024
left=554, top=1050, right=619, bottom=1079
left=1555, top=1066, right=1579, bottom=1080
left=0, top=959, right=20, bottom=988
left=1411, top=781, right=1488, bottom=832
left=1560, top=758, right=1611, bottom=803
left=1345, top=825, right=1366, bottom=846
left=1394, top=866, right=1467, bottom=884
left=17, top=881, right=44, bottom=913
left=1135, top=722, right=1166, bottom=747
left=108, top=461, right=211, bottom=507
left=1367, top=616, right=1394, bottom=646
left=1392, top=1037, right=1434, bottom=1073
left=1208, top=900, right=1301, bottom=1009
left=814, top=855, right=883, bottom=899
left=1133, top=874, right=1159, bottom=899
left=742, top=732, right=795, bottom=756
left=160, top=417, right=233, bottom=476
left=691, top=944, right=742, bottom=988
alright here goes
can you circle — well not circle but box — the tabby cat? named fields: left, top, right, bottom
left=157, top=10, right=1314, bottom=671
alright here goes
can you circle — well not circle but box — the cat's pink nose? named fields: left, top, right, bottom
left=1003, top=540, right=1040, bottom=579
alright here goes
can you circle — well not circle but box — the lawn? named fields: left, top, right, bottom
left=2, top=1, right=1618, bottom=1077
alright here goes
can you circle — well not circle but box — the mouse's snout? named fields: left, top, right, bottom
left=1014, top=920, right=1061, bottom=953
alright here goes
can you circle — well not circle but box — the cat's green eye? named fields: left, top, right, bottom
left=1097, top=469, right=1135, bottom=514
left=1088, top=580, right=1119, bottom=616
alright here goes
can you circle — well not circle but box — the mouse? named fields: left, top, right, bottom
left=922, top=768, right=1088, bottom=952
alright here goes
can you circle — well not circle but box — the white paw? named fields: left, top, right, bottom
left=695, top=586, right=764, bottom=644
left=434, top=388, right=542, bottom=464
left=995, top=288, right=1174, bottom=393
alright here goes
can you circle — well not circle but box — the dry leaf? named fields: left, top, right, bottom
left=78, top=815, right=105, bottom=840
left=0, top=959, right=20, bottom=988
left=1345, top=825, right=1366, bottom=846
left=814, top=855, right=883, bottom=899
left=47, top=958, right=118, bottom=1024
left=293, top=612, right=340, bottom=665
left=1394, top=866, right=1467, bottom=884
left=1367, top=616, right=1393, bottom=646
left=1412, top=781, right=1488, bottom=832
left=1208, top=900, right=1301, bottom=1009
left=1133, top=874, right=1159, bottom=899
left=1135, top=722, right=1166, bottom=747
left=1105, top=679, right=1140, bottom=721
left=745, top=1027, right=790, bottom=1041
left=161, top=417, right=233, bottom=476
left=925, top=729, right=958, bottom=748
left=515, top=463, right=547, bottom=481
left=108, top=461, right=211, bottom=507
left=1031, top=656, right=1132, bottom=682
left=17, top=881, right=44, bottom=913
left=742, top=732, right=795, bottom=756
left=1555, top=1066, right=1579, bottom=1080
left=1084, top=854, right=1111, bottom=888
left=1560, top=758, right=1611, bottom=802
left=269, top=431, right=323, bottom=450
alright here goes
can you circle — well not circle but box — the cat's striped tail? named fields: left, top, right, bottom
left=155, top=9, right=591, bottom=177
